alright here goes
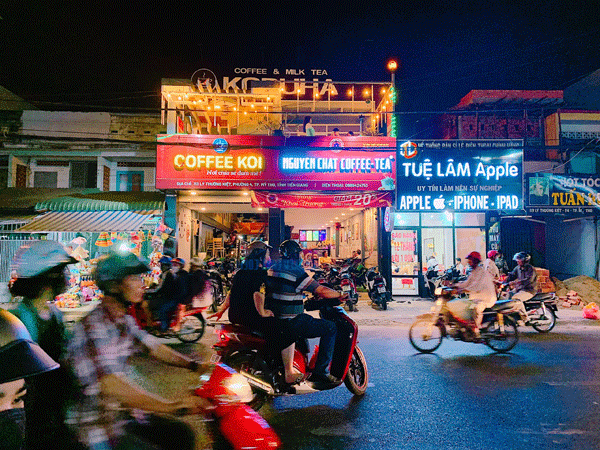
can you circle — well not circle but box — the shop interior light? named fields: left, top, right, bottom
left=363, top=89, right=369, bottom=97
left=201, top=207, right=206, bottom=211
left=242, top=191, right=249, bottom=196
left=190, top=191, right=197, bottom=195
left=347, top=89, right=353, bottom=97
left=381, top=88, right=386, bottom=94
left=257, top=207, right=263, bottom=211
left=215, top=105, right=221, bottom=109
left=233, top=107, right=237, bottom=111
left=178, top=96, right=182, bottom=100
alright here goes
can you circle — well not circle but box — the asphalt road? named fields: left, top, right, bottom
left=131, top=299, right=600, bottom=450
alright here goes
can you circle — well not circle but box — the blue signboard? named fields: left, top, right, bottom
left=526, top=173, right=600, bottom=215
left=395, top=140, right=523, bottom=212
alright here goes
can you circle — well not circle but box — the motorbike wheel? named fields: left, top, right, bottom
left=175, top=313, right=206, bottom=343
left=530, top=306, right=556, bottom=333
left=409, top=319, right=443, bottom=353
left=224, top=350, right=270, bottom=411
left=344, top=346, right=368, bottom=396
left=209, top=279, right=226, bottom=313
left=484, top=317, right=519, bottom=353
left=380, top=294, right=387, bottom=310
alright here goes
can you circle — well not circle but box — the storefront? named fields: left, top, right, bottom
left=4, top=192, right=166, bottom=308
left=392, top=139, right=524, bottom=296
left=156, top=134, right=396, bottom=271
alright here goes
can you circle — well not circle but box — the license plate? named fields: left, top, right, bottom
left=377, top=286, right=387, bottom=293
left=342, top=285, right=351, bottom=292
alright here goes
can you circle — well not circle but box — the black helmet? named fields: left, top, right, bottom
left=279, top=240, right=302, bottom=260
left=94, top=252, right=150, bottom=292
left=513, top=252, right=530, bottom=263
left=0, top=310, right=59, bottom=384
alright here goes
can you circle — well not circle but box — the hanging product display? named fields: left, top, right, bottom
left=95, top=232, right=112, bottom=247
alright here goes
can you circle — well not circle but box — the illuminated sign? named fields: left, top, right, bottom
left=156, top=135, right=396, bottom=191
left=395, top=140, right=523, bottom=212
left=526, top=173, right=600, bottom=215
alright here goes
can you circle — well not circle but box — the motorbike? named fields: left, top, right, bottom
left=308, top=266, right=359, bottom=312
left=365, top=267, right=391, bottom=310
left=339, top=270, right=359, bottom=312
left=498, top=284, right=558, bottom=333
left=194, top=362, right=281, bottom=449
left=204, top=257, right=235, bottom=312
left=409, top=286, right=520, bottom=354
left=132, top=293, right=207, bottom=343
left=212, top=296, right=369, bottom=410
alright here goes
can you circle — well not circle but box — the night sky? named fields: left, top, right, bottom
left=1, top=1, right=599, bottom=112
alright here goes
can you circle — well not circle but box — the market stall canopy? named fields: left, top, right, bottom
left=17, top=210, right=159, bottom=233
left=35, top=192, right=165, bottom=212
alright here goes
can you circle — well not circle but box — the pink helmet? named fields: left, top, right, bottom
left=466, top=251, right=482, bottom=262
left=487, top=250, right=499, bottom=259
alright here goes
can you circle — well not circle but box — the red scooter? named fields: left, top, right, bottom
left=212, top=296, right=369, bottom=410
left=193, top=363, right=281, bottom=449
left=129, top=296, right=208, bottom=343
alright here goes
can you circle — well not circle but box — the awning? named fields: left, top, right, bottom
left=17, top=210, right=160, bottom=233
left=35, top=192, right=165, bottom=212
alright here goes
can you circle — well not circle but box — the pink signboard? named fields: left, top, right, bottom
left=251, top=191, right=392, bottom=208
left=156, top=135, right=396, bottom=191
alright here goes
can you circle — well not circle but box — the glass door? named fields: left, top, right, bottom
left=391, top=228, right=419, bottom=295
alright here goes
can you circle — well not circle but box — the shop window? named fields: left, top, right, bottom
left=393, top=212, right=419, bottom=227
left=422, top=212, right=453, bottom=227
left=118, top=171, right=144, bottom=192
left=454, top=213, right=485, bottom=227
left=70, top=161, right=98, bottom=188
left=33, top=171, right=58, bottom=188
left=421, top=228, right=454, bottom=271
left=455, top=227, right=486, bottom=263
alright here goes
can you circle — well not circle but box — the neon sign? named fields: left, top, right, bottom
left=396, top=140, right=523, bottom=212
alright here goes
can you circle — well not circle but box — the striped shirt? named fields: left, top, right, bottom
left=266, top=259, right=320, bottom=319
left=65, top=302, right=161, bottom=449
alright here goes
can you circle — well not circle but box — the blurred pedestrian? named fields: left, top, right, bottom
left=0, top=309, right=60, bottom=450
left=9, top=241, right=84, bottom=450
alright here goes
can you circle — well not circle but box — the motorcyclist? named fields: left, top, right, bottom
left=495, top=250, right=510, bottom=275
left=452, top=251, right=497, bottom=338
left=505, top=252, right=538, bottom=324
left=8, top=240, right=84, bottom=450
left=484, top=250, right=501, bottom=280
left=209, top=241, right=302, bottom=384
left=265, top=240, right=347, bottom=388
left=143, top=255, right=175, bottom=327
left=65, top=251, right=209, bottom=450
left=0, top=309, right=60, bottom=450
left=161, top=257, right=189, bottom=333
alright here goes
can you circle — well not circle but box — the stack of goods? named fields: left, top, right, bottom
left=534, top=267, right=555, bottom=293
left=559, top=290, right=583, bottom=308
left=54, top=259, right=103, bottom=308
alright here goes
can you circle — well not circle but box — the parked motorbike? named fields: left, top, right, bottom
left=365, top=267, right=391, bottom=310
left=339, top=270, right=359, bottom=312
left=132, top=293, right=207, bottom=343
left=498, top=284, right=558, bottom=333
left=212, top=296, right=369, bottom=410
left=409, top=286, right=520, bottom=353
left=194, top=362, right=281, bottom=449
left=204, top=257, right=235, bottom=312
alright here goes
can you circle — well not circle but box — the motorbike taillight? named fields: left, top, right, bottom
left=341, top=279, right=350, bottom=285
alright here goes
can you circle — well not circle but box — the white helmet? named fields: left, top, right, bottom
left=12, top=241, right=77, bottom=278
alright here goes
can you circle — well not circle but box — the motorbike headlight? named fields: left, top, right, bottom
left=434, top=287, right=443, bottom=296
left=435, top=299, right=443, bottom=306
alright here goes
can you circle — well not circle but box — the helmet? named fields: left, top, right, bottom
left=0, top=310, right=59, bottom=384
left=158, top=256, right=172, bottom=265
left=94, top=252, right=150, bottom=291
left=513, top=252, right=530, bottom=262
left=172, top=257, right=185, bottom=267
left=12, top=241, right=76, bottom=278
left=247, top=241, right=272, bottom=252
left=465, top=251, right=482, bottom=262
left=279, top=240, right=302, bottom=260
left=190, top=257, right=204, bottom=267
left=487, top=250, right=499, bottom=259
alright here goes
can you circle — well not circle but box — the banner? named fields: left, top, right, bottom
left=526, top=173, right=600, bottom=215
left=251, top=191, right=392, bottom=208
left=232, top=222, right=267, bottom=234
left=156, top=135, right=396, bottom=191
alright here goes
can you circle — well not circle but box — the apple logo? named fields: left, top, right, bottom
left=433, top=196, right=445, bottom=210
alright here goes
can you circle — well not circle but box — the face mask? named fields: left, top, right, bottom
left=171, top=266, right=180, bottom=274
left=0, top=408, right=26, bottom=450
